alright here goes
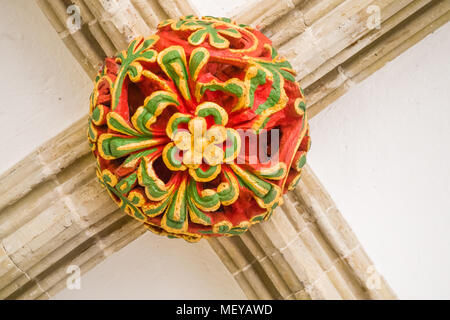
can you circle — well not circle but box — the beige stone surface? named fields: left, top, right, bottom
left=209, top=166, right=396, bottom=299
left=1, top=0, right=447, bottom=299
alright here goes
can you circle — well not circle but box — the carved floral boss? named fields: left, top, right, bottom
left=88, top=16, right=310, bottom=242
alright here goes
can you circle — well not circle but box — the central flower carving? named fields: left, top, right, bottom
left=163, top=102, right=241, bottom=182
left=174, top=119, right=224, bottom=166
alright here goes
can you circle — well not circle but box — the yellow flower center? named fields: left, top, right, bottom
left=172, top=117, right=227, bottom=168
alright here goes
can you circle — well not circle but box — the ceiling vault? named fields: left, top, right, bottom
left=0, top=0, right=448, bottom=299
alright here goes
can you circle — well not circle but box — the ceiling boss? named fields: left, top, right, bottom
left=88, top=15, right=310, bottom=242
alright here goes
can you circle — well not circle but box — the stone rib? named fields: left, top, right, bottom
left=209, top=166, right=396, bottom=300
left=1, top=0, right=447, bottom=299
left=35, top=0, right=198, bottom=77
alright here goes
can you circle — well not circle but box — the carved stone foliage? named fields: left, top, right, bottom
left=88, top=16, right=310, bottom=241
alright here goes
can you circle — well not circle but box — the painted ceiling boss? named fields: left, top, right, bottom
left=88, top=16, right=310, bottom=242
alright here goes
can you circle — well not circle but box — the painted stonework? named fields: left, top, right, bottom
left=88, top=16, right=310, bottom=242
